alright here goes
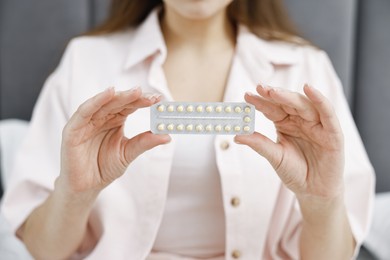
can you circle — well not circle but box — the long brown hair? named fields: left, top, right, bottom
left=89, top=0, right=302, bottom=43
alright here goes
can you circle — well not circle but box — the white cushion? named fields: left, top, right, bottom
left=0, top=119, right=32, bottom=259
left=0, top=119, right=29, bottom=188
left=364, top=192, right=390, bottom=259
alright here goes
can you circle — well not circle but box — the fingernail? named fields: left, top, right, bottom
left=143, top=92, right=153, bottom=99
left=130, top=86, right=141, bottom=92
left=106, top=86, right=115, bottom=92
left=257, top=82, right=267, bottom=88
left=156, top=134, right=171, bottom=144
left=234, top=137, right=242, bottom=144
left=147, top=94, right=161, bottom=101
left=263, top=86, right=272, bottom=91
left=151, top=93, right=162, bottom=99
left=143, top=92, right=162, bottom=101
left=245, top=92, right=256, bottom=97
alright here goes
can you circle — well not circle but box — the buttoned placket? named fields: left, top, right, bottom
left=215, top=135, right=246, bottom=259
left=214, top=35, right=287, bottom=258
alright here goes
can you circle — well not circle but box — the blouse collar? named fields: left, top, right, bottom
left=124, top=8, right=301, bottom=72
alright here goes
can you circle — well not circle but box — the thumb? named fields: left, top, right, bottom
left=234, top=132, right=283, bottom=170
left=124, top=131, right=171, bottom=164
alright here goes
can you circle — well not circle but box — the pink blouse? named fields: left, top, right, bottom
left=1, top=9, right=375, bottom=260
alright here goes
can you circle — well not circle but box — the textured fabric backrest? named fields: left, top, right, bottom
left=0, top=0, right=91, bottom=120
left=354, top=0, right=390, bottom=192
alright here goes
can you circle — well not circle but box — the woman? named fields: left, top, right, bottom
left=1, top=0, right=374, bottom=259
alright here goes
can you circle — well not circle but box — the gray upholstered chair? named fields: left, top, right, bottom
left=286, top=0, right=390, bottom=194
left=1, top=0, right=389, bottom=259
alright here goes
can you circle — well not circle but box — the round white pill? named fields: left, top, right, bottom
left=215, top=106, right=223, bottom=113
left=243, top=126, right=251, bottom=132
left=186, top=105, right=194, bottom=112
left=244, top=106, right=251, bottom=113
left=167, top=124, right=174, bottom=131
left=244, top=116, right=251, bottom=123
left=196, top=124, right=203, bottom=132
left=234, top=106, right=242, bottom=113
left=177, top=105, right=184, bottom=112
left=234, top=126, right=241, bottom=132
left=157, top=123, right=165, bottom=131
left=177, top=124, right=184, bottom=131
left=224, top=125, right=232, bottom=132
left=167, top=105, right=174, bottom=112
left=206, top=106, right=213, bottom=113
left=225, top=106, right=232, bottom=113
left=196, top=105, right=203, bottom=112
left=215, top=125, right=222, bottom=132
left=205, top=124, right=213, bottom=132
left=186, top=124, right=193, bottom=131
left=157, top=105, right=165, bottom=112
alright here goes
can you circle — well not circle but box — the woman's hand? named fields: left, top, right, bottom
left=20, top=87, right=171, bottom=259
left=235, top=84, right=344, bottom=202
left=58, top=87, right=171, bottom=194
left=236, top=85, right=356, bottom=259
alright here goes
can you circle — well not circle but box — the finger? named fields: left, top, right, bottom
left=124, top=131, right=171, bottom=164
left=93, top=95, right=164, bottom=133
left=234, top=132, right=283, bottom=170
left=99, top=96, right=159, bottom=127
left=244, top=92, right=288, bottom=122
left=109, top=93, right=163, bottom=120
left=92, top=87, right=142, bottom=119
left=94, top=92, right=162, bottom=119
left=68, top=87, right=115, bottom=130
left=256, top=84, right=274, bottom=100
left=303, top=85, right=341, bottom=133
left=120, top=93, right=163, bottom=112
left=264, top=85, right=320, bottom=122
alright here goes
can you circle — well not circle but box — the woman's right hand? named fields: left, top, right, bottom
left=57, top=87, right=171, bottom=195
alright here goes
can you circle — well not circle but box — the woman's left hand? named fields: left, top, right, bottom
left=235, top=84, right=345, bottom=202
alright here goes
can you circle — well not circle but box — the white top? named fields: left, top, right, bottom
left=153, top=135, right=225, bottom=258
left=1, top=8, right=375, bottom=260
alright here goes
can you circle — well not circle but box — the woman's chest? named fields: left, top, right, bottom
left=162, top=49, right=235, bottom=102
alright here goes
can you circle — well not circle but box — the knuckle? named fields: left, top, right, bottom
left=61, top=123, right=72, bottom=142
left=77, top=103, right=88, bottom=117
left=62, top=121, right=71, bottom=135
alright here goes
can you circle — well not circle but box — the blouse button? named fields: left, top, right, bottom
left=231, top=197, right=241, bottom=207
left=232, top=250, right=241, bottom=259
left=220, top=140, right=230, bottom=150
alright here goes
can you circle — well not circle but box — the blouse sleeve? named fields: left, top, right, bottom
left=0, top=41, right=76, bottom=234
left=279, top=49, right=376, bottom=259
left=315, top=51, right=375, bottom=257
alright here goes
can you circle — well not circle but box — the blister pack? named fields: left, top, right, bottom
left=150, top=102, right=255, bottom=135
